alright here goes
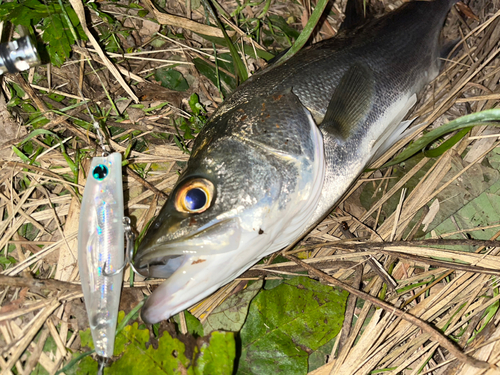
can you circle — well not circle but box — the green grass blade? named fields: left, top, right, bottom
left=196, top=34, right=275, bottom=60
left=423, top=127, right=472, bottom=158
left=382, top=108, right=500, bottom=168
left=20, top=129, right=63, bottom=148
left=275, top=0, right=330, bottom=66
left=20, top=129, right=78, bottom=179
left=116, top=300, right=145, bottom=334
left=201, top=0, right=248, bottom=83
left=55, top=350, right=95, bottom=375
left=12, top=146, right=32, bottom=164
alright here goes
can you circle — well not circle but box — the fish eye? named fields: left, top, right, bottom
left=175, top=178, right=214, bottom=214
left=185, top=188, right=207, bottom=211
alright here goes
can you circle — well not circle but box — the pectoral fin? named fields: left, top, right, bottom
left=320, top=63, right=375, bottom=141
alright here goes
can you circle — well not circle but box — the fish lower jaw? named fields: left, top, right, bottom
left=139, top=233, right=275, bottom=323
left=141, top=283, right=221, bottom=324
left=139, top=252, right=247, bottom=323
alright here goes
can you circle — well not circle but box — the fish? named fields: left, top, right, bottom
left=78, top=153, right=124, bottom=358
left=134, top=0, right=457, bottom=324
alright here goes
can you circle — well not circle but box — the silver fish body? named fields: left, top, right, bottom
left=135, top=0, right=456, bottom=323
left=78, top=153, right=124, bottom=357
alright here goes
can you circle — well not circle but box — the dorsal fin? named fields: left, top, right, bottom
left=340, top=0, right=371, bottom=31
left=320, top=63, right=374, bottom=140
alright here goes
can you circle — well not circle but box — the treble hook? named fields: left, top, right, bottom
left=102, top=217, right=140, bottom=277
left=102, top=262, right=126, bottom=277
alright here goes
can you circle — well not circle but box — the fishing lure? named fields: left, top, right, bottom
left=78, top=152, right=131, bottom=370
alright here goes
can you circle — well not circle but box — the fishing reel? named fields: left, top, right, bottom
left=0, top=36, right=41, bottom=75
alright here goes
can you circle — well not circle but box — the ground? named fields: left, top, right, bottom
left=1, top=0, right=500, bottom=374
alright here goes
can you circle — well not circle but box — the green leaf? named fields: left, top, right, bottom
left=116, top=302, right=145, bottom=335
left=200, top=0, right=248, bottom=83
left=308, top=337, right=337, bottom=372
left=79, top=327, right=94, bottom=350
left=40, top=5, right=87, bottom=67
left=124, top=138, right=134, bottom=160
left=87, top=2, right=116, bottom=24
left=275, top=0, right=331, bottom=65
left=195, top=34, right=275, bottom=61
left=426, top=148, right=500, bottom=246
left=0, top=0, right=48, bottom=26
left=1, top=0, right=87, bottom=67
left=194, top=331, right=236, bottom=375
left=423, top=127, right=472, bottom=158
left=173, top=311, right=204, bottom=337
left=383, top=108, right=500, bottom=168
left=186, top=311, right=205, bottom=337
left=112, top=323, right=190, bottom=373
left=237, top=276, right=348, bottom=374
left=203, top=280, right=263, bottom=335
left=0, top=256, right=17, bottom=266
left=193, top=57, right=236, bottom=97
left=154, top=69, right=190, bottom=91
left=267, top=15, right=300, bottom=40
left=189, top=93, right=203, bottom=116
left=75, top=312, right=235, bottom=374
left=12, top=146, right=31, bottom=164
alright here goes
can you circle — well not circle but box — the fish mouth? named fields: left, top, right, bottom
left=134, top=218, right=242, bottom=278
left=139, top=251, right=236, bottom=324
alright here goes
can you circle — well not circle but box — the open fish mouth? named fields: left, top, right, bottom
left=134, top=218, right=242, bottom=278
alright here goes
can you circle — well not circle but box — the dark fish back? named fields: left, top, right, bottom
left=210, top=0, right=455, bottom=124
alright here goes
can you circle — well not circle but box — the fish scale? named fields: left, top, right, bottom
left=220, top=0, right=451, bottom=123
left=134, top=0, right=457, bottom=324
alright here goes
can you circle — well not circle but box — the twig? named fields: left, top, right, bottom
left=338, top=264, right=363, bottom=353
left=68, top=0, right=139, bottom=102
left=125, top=167, right=168, bottom=199
left=3, top=162, right=79, bottom=200
left=341, top=221, right=397, bottom=290
left=141, top=0, right=235, bottom=38
left=9, top=75, right=97, bottom=149
left=0, top=275, right=82, bottom=293
left=378, top=250, right=500, bottom=276
left=321, top=238, right=500, bottom=250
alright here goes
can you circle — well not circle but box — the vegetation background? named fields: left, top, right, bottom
left=1, top=0, right=500, bottom=373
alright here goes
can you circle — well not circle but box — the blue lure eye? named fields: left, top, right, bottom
left=184, top=188, right=207, bottom=211
left=92, top=164, right=108, bottom=181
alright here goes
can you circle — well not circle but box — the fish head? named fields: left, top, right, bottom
left=134, top=89, right=325, bottom=323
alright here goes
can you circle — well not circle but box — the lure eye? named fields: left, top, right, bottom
left=175, top=178, right=214, bottom=214
left=92, top=164, right=108, bottom=181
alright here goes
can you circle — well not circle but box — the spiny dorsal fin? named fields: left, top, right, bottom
left=320, top=63, right=374, bottom=140
left=340, top=0, right=371, bottom=31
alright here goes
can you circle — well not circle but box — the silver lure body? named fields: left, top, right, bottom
left=78, top=153, right=124, bottom=357
left=135, top=0, right=456, bottom=323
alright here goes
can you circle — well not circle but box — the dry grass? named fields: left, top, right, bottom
left=1, top=0, right=500, bottom=373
